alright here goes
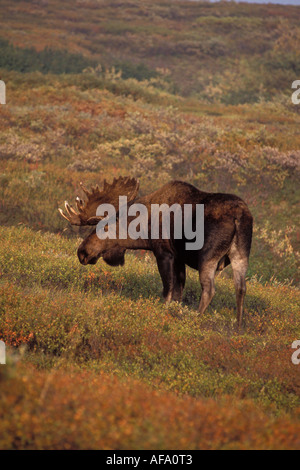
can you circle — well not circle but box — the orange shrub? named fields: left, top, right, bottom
left=1, top=364, right=300, bottom=450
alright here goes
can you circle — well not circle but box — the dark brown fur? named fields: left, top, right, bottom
left=60, top=178, right=253, bottom=328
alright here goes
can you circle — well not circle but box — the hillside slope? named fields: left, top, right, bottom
left=0, top=0, right=299, bottom=451
left=1, top=0, right=300, bottom=101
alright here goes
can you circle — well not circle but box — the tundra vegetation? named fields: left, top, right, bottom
left=0, top=0, right=300, bottom=450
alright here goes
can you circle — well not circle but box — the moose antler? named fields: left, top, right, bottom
left=58, top=176, right=139, bottom=226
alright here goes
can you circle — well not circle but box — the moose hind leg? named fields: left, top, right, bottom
left=232, top=258, right=248, bottom=329
left=198, top=261, right=218, bottom=315
left=229, top=244, right=248, bottom=329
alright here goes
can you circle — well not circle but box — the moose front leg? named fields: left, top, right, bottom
left=155, top=252, right=176, bottom=303
left=172, top=259, right=186, bottom=302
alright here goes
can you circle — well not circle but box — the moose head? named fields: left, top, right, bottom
left=59, top=176, right=140, bottom=267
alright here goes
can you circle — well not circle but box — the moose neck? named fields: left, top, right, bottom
left=117, top=211, right=151, bottom=250
left=101, top=207, right=152, bottom=251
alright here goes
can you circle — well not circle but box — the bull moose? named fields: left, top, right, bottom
left=59, top=176, right=253, bottom=328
